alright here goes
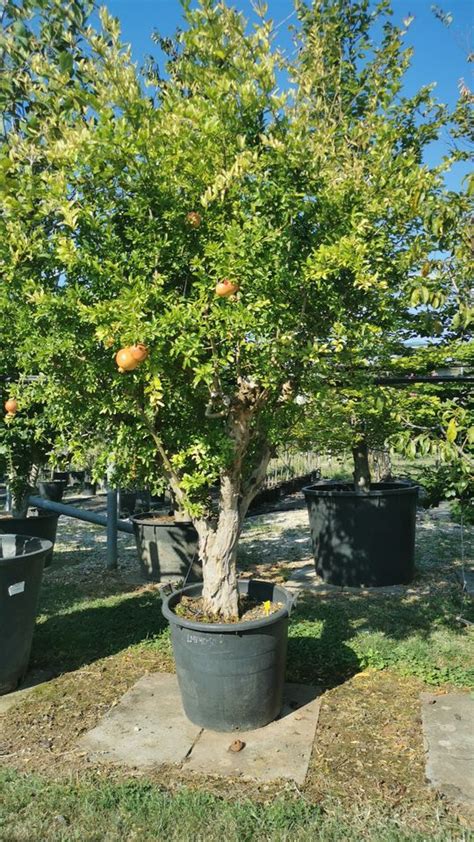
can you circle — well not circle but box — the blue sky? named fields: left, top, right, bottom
left=101, top=1, right=473, bottom=189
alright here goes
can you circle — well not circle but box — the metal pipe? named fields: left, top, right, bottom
left=374, top=375, right=474, bottom=385
left=106, top=488, right=119, bottom=569
left=27, top=495, right=133, bottom=534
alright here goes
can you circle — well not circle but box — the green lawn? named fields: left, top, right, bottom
left=1, top=768, right=469, bottom=842
left=0, top=506, right=473, bottom=841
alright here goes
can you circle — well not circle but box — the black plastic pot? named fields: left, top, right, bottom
left=0, top=512, right=60, bottom=568
left=83, top=481, right=97, bottom=496
left=130, top=512, right=201, bottom=583
left=38, top=480, right=65, bottom=503
left=0, top=533, right=52, bottom=694
left=53, top=471, right=69, bottom=484
left=162, top=579, right=294, bottom=731
left=70, top=470, right=85, bottom=485
left=303, top=481, right=419, bottom=587
left=119, top=489, right=137, bottom=517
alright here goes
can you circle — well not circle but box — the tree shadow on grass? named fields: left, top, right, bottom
left=31, top=590, right=168, bottom=676
left=29, top=544, right=471, bottom=689
left=39, top=546, right=147, bottom=618
left=286, top=586, right=471, bottom=689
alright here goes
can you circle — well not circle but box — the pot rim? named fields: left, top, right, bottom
left=130, top=511, right=194, bottom=528
left=0, top=532, right=53, bottom=562
left=0, top=511, right=59, bottom=521
left=162, top=579, right=294, bottom=633
left=303, top=480, right=419, bottom=499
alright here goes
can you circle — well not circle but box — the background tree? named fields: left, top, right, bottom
left=1, top=0, right=471, bottom=617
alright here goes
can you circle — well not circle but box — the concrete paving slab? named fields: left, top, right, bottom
left=79, top=673, right=321, bottom=784
left=0, top=669, right=55, bottom=715
left=185, top=682, right=321, bottom=784
left=421, top=692, right=474, bottom=807
left=79, top=673, right=201, bottom=767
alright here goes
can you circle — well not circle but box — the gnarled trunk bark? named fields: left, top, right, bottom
left=370, top=449, right=392, bottom=483
left=194, top=446, right=272, bottom=620
left=352, top=439, right=371, bottom=494
left=196, top=473, right=241, bottom=619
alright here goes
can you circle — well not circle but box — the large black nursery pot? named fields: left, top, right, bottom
left=130, top=512, right=201, bottom=583
left=53, top=471, right=69, bottom=484
left=38, top=479, right=65, bottom=503
left=0, top=534, right=52, bottom=694
left=119, top=489, right=137, bottom=517
left=162, top=579, right=294, bottom=732
left=0, top=511, right=60, bottom=568
left=303, top=480, right=418, bottom=587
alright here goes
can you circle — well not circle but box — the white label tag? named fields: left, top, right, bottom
left=8, top=581, right=25, bottom=596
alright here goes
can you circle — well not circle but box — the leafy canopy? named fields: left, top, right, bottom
left=0, top=0, right=471, bottom=514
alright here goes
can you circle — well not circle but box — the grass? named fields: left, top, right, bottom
left=0, top=504, right=473, bottom=840
left=0, top=772, right=468, bottom=842
left=0, top=768, right=471, bottom=842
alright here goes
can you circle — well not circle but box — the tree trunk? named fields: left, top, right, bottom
left=352, top=439, right=371, bottom=493
left=196, top=473, right=241, bottom=619
left=29, top=462, right=40, bottom=488
left=369, top=449, right=392, bottom=483
left=194, top=445, right=272, bottom=620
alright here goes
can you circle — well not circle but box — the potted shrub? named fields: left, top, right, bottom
left=301, top=377, right=471, bottom=586
left=3, top=0, right=470, bottom=728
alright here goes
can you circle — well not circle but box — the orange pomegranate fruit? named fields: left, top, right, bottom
left=186, top=211, right=202, bottom=228
left=4, top=398, right=18, bottom=415
left=130, top=343, right=149, bottom=362
left=215, top=278, right=239, bottom=297
left=115, top=347, right=140, bottom=372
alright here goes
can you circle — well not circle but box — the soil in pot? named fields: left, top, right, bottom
left=0, top=511, right=60, bottom=568
left=175, top=594, right=283, bottom=623
left=0, top=534, right=52, bottom=694
left=130, top=511, right=201, bottom=583
left=303, top=480, right=418, bottom=587
left=162, top=579, right=294, bottom=731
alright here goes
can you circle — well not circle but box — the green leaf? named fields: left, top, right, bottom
left=446, top=419, right=458, bottom=443
left=58, top=51, right=74, bottom=74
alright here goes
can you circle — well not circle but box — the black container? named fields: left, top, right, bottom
left=130, top=512, right=201, bottom=583
left=0, top=533, right=52, bottom=694
left=70, top=470, right=85, bottom=485
left=83, top=480, right=98, bottom=496
left=162, top=579, right=294, bottom=731
left=38, top=480, right=65, bottom=503
left=0, top=512, right=60, bottom=568
left=303, top=481, right=419, bottom=587
left=53, top=471, right=69, bottom=484
left=119, top=489, right=137, bottom=517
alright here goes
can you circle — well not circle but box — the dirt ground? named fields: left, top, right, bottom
left=0, top=496, right=473, bottom=836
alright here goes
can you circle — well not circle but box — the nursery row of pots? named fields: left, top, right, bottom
left=1, top=480, right=418, bottom=733
left=131, top=479, right=418, bottom=589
